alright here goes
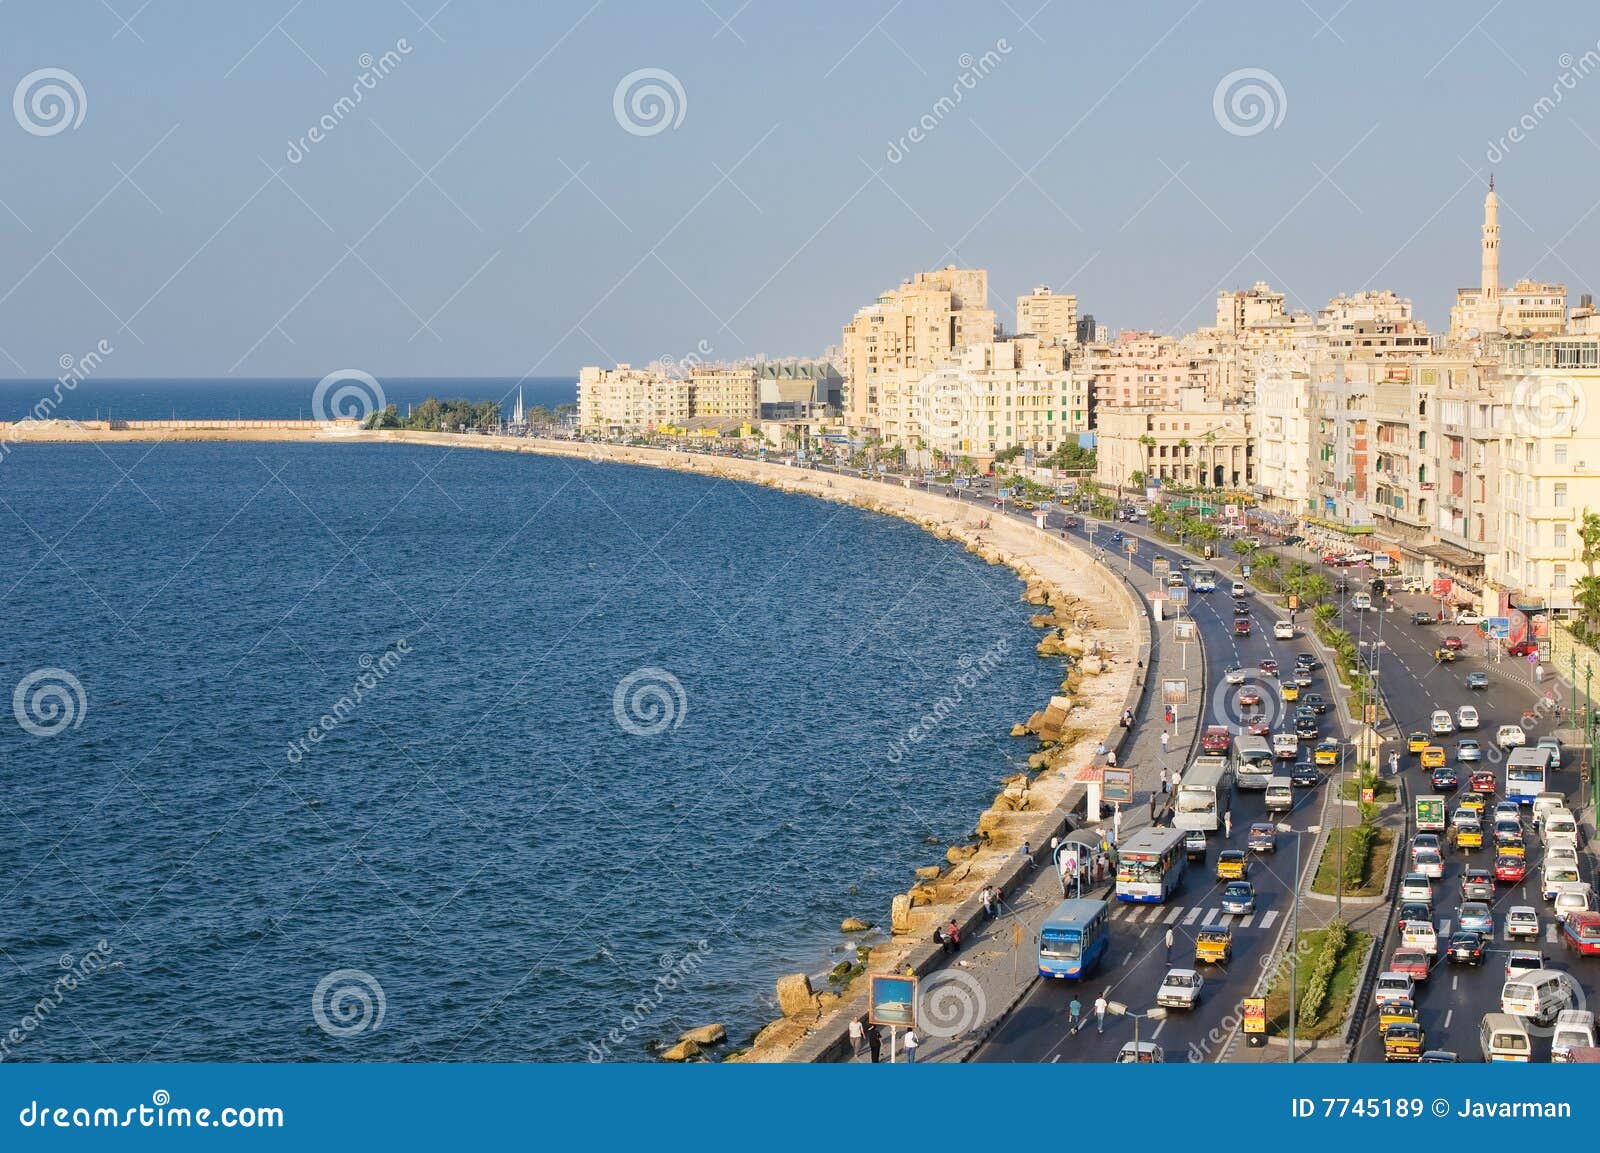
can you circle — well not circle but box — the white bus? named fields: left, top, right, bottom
left=1115, top=827, right=1188, bottom=904
left=1174, top=756, right=1232, bottom=832
left=1190, top=568, right=1217, bottom=593
left=1506, top=748, right=1548, bottom=806
left=1233, top=734, right=1274, bottom=790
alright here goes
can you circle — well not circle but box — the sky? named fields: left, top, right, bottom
left=3, top=0, right=1600, bottom=380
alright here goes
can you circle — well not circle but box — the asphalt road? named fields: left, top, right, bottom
left=972, top=509, right=1340, bottom=1064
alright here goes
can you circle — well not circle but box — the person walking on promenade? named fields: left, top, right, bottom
left=1160, top=731, right=1170, bottom=756
left=1160, top=766, right=1169, bottom=795
left=1094, top=992, right=1108, bottom=1034
left=1069, top=996, right=1083, bottom=1034
left=848, top=1016, right=864, bottom=1059
left=1165, top=927, right=1175, bottom=963
left=903, top=1029, right=919, bottom=1063
left=981, top=885, right=997, bottom=921
left=1150, top=792, right=1159, bottom=822
left=867, top=1024, right=882, bottom=1063
left=1223, top=809, right=1233, bottom=839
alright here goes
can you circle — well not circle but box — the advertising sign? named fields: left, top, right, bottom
left=1431, top=578, right=1454, bottom=598
left=1224, top=503, right=1238, bottom=518
left=1173, top=619, right=1197, bottom=643
left=1123, top=537, right=1138, bottom=555
left=1168, top=586, right=1190, bottom=608
left=1371, top=554, right=1392, bottom=573
left=1242, top=998, right=1266, bottom=1035
left=1161, top=678, right=1189, bottom=706
left=1152, top=558, right=1171, bottom=582
left=1487, top=616, right=1511, bottom=639
left=1102, top=767, right=1135, bottom=804
left=868, top=974, right=917, bottom=1028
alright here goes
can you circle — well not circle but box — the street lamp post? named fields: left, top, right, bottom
left=1107, top=1002, right=1167, bottom=1055
left=1279, top=821, right=1301, bottom=1063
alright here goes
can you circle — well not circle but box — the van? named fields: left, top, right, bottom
left=1351, top=592, right=1372, bottom=611
left=1273, top=732, right=1300, bottom=760
left=1542, top=862, right=1584, bottom=901
left=1231, top=580, right=1247, bottom=597
left=1264, top=777, right=1294, bottom=812
left=1533, top=792, right=1567, bottom=829
left=1553, top=1009, right=1596, bottom=1061
left=1480, top=1013, right=1532, bottom=1062
left=1543, top=809, right=1578, bottom=844
left=1553, top=883, right=1593, bottom=923
left=1501, top=970, right=1575, bottom=1026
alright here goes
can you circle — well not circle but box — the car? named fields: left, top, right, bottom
left=1412, top=832, right=1441, bottom=853
left=1294, top=652, right=1320, bottom=670
left=1302, top=692, right=1328, bottom=714
left=1431, top=766, right=1459, bottom=791
left=1247, top=823, right=1277, bottom=852
left=1504, top=950, right=1544, bottom=981
left=1458, top=902, right=1494, bottom=934
left=1455, top=611, right=1484, bottom=626
left=1498, top=833, right=1527, bottom=859
left=1420, top=746, right=1445, bottom=769
left=1412, top=610, right=1436, bottom=625
left=1461, top=869, right=1495, bottom=901
left=1183, top=828, right=1209, bottom=862
left=1456, top=739, right=1481, bottom=763
left=1274, top=620, right=1294, bottom=639
left=1383, top=1022, right=1424, bottom=1062
left=1458, top=791, right=1486, bottom=814
left=1447, top=930, right=1486, bottom=965
left=1466, top=671, right=1489, bottom=690
left=1295, top=714, right=1319, bottom=740
left=1259, top=658, right=1279, bottom=676
left=1494, top=800, right=1522, bottom=822
left=1380, top=997, right=1421, bottom=1029
left=1193, top=925, right=1233, bottom=965
left=1274, top=732, right=1301, bottom=760
left=1442, top=634, right=1466, bottom=652
left=1400, top=873, right=1434, bottom=904
left=1398, top=901, right=1433, bottom=926
left=1155, top=967, right=1204, bottom=1010
left=1457, top=705, right=1480, bottom=730
left=1201, top=726, right=1233, bottom=753
left=1506, top=906, right=1540, bottom=939
left=1419, top=1049, right=1459, bottom=1063
left=1231, top=581, right=1248, bottom=597
left=1455, top=817, right=1484, bottom=851
left=1538, top=736, right=1563, bottom=768
left=1215, top=850, right=1249, bottom=880
left=1232, top=603, right=1250, bottom=618
left=1408, top=731, right=1430, bottom=754
left=1497, top=724, right=1527, bottom=748
left=1290, top=759, right=1319, bottom=787
left=1223, top=665, right=1246, bottom=685
left=1314, top=739, right=1339, bottom=766
left=1221, top=880, right=1256, bottom=914
left=1468, top=770, right=1496, bottom=795
left=1401, top=918, right=1439, bottom=955
left=1320, top=552, right=1344, bottom=565
left=1237, top=688, right=1262, bottom=708
left=1281, top=683, right=1300, bottom=702
left=1290, top=670, right=1314, bottom=688
left=1433, top=647, right=1459, bottom=663
left=1246, top=718, right=1272, bottom=737
left=1496, top=856, right=1529, bottom=883
left=1233, top=618, right=1251, bottom=637
left=1507, top=639, right=1537, bottom=657
left=1373, top=971, right=1415, bottom=1006
left=1390, top=949, right=1430, bottom=982
left=1110, top=531, right=1124, bottom=543
left=1413, top=848, right=1444, bottom=879
left=1430, top=709, right=1454, bottom=734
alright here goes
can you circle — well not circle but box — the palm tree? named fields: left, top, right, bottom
left=1580, top=509, right=1600, bottom=577
left=1313, top=601, right=1339, bottom=628
left=1256, top=552, right=1281, bottom=576
left=1573, top=574, right=1600, bottom=640
left=1303, top=574, right=1333, bottom=604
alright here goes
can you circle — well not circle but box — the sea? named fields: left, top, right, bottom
left=0, top=383, right=1055, bottom=1061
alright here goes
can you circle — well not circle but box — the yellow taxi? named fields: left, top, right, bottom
left=1420, top=746, right=1446, bottom=769
left=1194, top=925, right=1234, bottom=965
left=1314, top=740, right=1339, bottom=766
left=1497, top=833, right=1527, bottom=858
left=1408, top=731, right=1430, bottom=754
left=1383, top=1021, right=1424, bottom=1062
left=1379, top=998, right=1419, bottom=1029
left=1454, top=819, right=1483, bottom=850
left=1458, top=791, right=1486, bottom=814
left=1215, top=850, right=1249, bottom=880
left=1282, top=683, right=1300, bottom=702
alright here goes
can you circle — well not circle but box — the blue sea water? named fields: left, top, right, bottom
left=0, top=440, right=1053, bottom=1061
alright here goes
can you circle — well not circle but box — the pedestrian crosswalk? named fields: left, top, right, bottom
left=1110, top=902, right=1280, bottom=930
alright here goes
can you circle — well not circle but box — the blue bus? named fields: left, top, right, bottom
left=1037, top=899, right=1110, bottom=980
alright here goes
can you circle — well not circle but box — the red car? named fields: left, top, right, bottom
left=1390, top=948, right=1431, bottom=982
left=1260, top=658, right=1279, bottom=677
left=1238, top=688, right=1262, bottom=707
left=1321, top=553, right=1344, bottom=565
left=1507, top=640, right=1537, bottom=657
left=1468, top=770, right=1497, bottom=794
left=1442, top=635, right=1465, bottom=651
left=1246, top=719, right=1273, bottom=736
left=1494, top=855, right=1528, bottom=883
left=1233, top=618, right=1252, bottom=637
left=1202, top=725, right=1233, bottom=753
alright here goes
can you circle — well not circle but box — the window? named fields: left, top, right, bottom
left=1555, top=482, right=1569, bottom=508
left=1555, top=442, right=1568, bottom=465
left=1556, top=524, right=1568, bottom=548
left=1555, top=564, right=1569, bottom=589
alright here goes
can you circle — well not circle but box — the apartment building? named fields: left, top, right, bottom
left=1015, top=286, right=1078, bottom=346
left=1095, top=388, right=1253, bottom=492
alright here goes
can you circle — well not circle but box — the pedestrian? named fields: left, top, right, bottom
left=867, top=1023, right=882, bottom=1063
left=1095, top=739, right=1108, bottom=760
left=1050, top=835, right=1061, bottom=853
left=1224, top=809, right=1233, bottom=839
left=1160, top=766, right=1169, bottom=794
left=1150, top=792, right=1159, bottom=821
left=1068, top=995, right=1083, bottom=1034
left=1106, top=748, right=1117, bottom=768
left=1094, top=992, right=1108, bottom=1034
left=1388, top=751, right=1399, bottom=777
left=1160, top=731, right=1170, bottom=755
left=1020, top=840, right=1031, bottom=860
left=981, top=885, right=997, bottom=921
left=903, top=1029, right=919, bottom=1063
left=944, top=918, right=961, bottom=954
left=1165, top=926, right=1175, bottom=963
left=848, top=1016, right=865, bottom=1059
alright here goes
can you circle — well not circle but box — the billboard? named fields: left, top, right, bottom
left=1161, top=678, right=1189, bottom=705
left=1102, top=767, right=1134, bottom=804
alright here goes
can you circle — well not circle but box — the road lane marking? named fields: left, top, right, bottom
left=1203, top=908, right=1220, bottom=926
left=1123, top=950, right=1135, bottom=964
left=1164, top=905, right=1185, bottom=924
left=1150, top=1019, right=1167, bottom=1039
left=1451, top=975, right=1458, bottom=990
left=1547, top=924, right=1558, bottom=943
left=1444, top=1009, right=1453, bottom=1028
left=1183, top=907, right=1202, bottom=925
left=1258, top=910, right=1280, bottom=929
left=1240, top=913, right=1256, bottom=927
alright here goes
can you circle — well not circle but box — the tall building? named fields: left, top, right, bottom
left=1075, top=313, right=1097, bottom=345
left=577, top=363, right=760, bottom=432
left=1449, top=179, right=1567, bottom=340
left=1015, top=286, right=1078, bottom=346
left=839, top=266, right=997, bottom=431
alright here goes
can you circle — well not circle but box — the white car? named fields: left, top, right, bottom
left=1413, top=848, right=1444, bottom=879
left=1506, top=906, right=1540, bottom=939
left=1399, top=873, right=1434, bottom=904
left=1156, top=968, right=1205, bottom=1010
left=1231, top=581, right=1248, bottom=597
left=1373, top=971, right=1414, bottom=1006
left=1224, top=666, right=1246, bottom=685
left=1456, top=705, right=1480, bottom=730
left=1351, top=592, right=1372, bottom=611
left=1430, top=710, right=1454, bottom=735
left=1456, top=611, right=1485, bottom=626
left=1273, top=620, right=1294, bottom=640
left=1496, top=724, right=1527, bottom=749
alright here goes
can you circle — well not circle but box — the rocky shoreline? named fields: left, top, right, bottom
left=5, top=422, right=1142, bottom=1060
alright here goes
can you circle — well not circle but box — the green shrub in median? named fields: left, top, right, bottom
left=1297, top=919, right=1349, bottom=1028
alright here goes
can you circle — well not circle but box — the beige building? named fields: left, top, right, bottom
left=1095, top=389, right=1253, bottom=492
left=1015, top=285, right=1078, bottom=346
left=687, top=366, right=759, bottom=422
left=1079, top=331, right=1213, bottom=409
left=578, top=363, right=758, bottom=432
left=1450, top=179, right=1567, bottom=340
left=840, top=266, right=997, bottom=431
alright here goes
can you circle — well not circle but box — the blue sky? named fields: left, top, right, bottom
left=2, top=0, right=1600, bottom=379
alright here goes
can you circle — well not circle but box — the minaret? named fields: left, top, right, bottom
left=1481, top=175, right=1500, bottom=300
